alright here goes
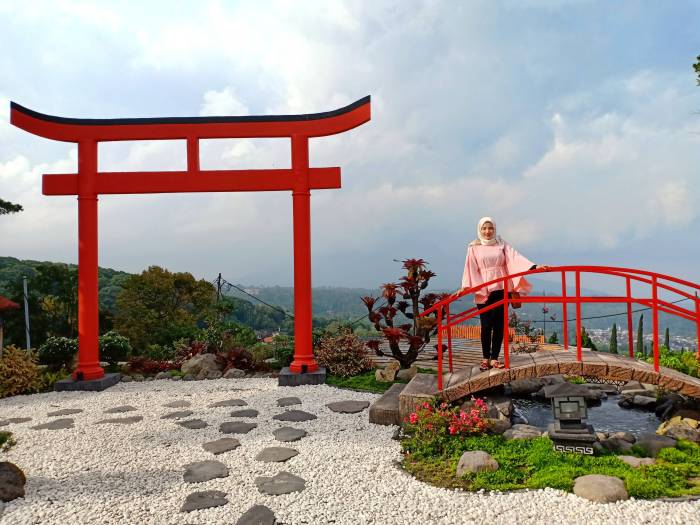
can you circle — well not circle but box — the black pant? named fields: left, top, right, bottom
left=478, top=290, right=504, bottom=361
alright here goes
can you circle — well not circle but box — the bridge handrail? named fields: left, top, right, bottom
left=418, top=265, right=700, bottom=391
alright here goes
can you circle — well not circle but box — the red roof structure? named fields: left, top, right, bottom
left=0, top=295, right=19, bottom=310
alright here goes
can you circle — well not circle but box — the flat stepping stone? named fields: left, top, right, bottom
left=236, top=505, right=276, bottom=525
left=209, top=399, right=247, bottom=408
left=202, top=438, right=241, bottom=455
left=220, top=422, right=256, bottom=434
left=177, top=419, right=208, bottom=429
left=255, top=446, right=299, bottom=462
left=164, top=400, right=191, bottom=408
left=230, top=409, right=259, bottom=418
left=273, top=427, right=307, bottom=442
left=272, top=410, right=317, bottom=422
left=183, top=460, right=229, bottom=483
left=255, top=471, right=306, bottom=495
left=326, top=401, right=370, bottom=414
left=32, top=419, right=74, bottom=430
left=47, top=409, right=83, bottom=417
left=161, top=410, right=194, bottom=419
left=181, top=490, right=228, bottom=512
left=277, top=397, right=301, bottom=407
left=95, top=416, right=143, bottom=425
left=104, top=405, right=137, bottom=414
left=10, top=417, right=32, bottom=423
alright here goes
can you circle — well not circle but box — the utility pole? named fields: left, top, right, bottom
left=22, top=275, right=31, bottom=350
left=216, top=273, right=223, bottom=303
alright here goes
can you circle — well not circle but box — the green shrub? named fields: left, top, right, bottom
left=144, top=343, right=175, bottom=361
left=37, top=336, right=77, bottom=370
left=40, top=368, right=70, bottom=390
left=250, top=342, right=274, bottom=362
left=99, top=331, right=132, bottom=364
left=0, top=345, right=43, bottom=398
left=272, top=335, right=295, bottom=367
left=0, top=431, right=15, bottom=452
left=636, top=347, right=698, bottom=378
left=314, top=329, right=373, bottom=377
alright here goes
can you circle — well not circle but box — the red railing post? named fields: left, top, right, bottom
left=446, top=304, right=453, bottom=373
left=575, top=271, right=582, bottom=361
left=652, top=276, right=659, bottom=372
left=626, top=277, right=634, bottom=358
left=437, top=308, right=443, bottom=390
left=696, top=292, right=700, bottom=361
left=561, top=271, right=569, bottom=350
left=503, top=277, right=510, bottom=369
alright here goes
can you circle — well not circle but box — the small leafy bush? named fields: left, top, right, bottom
left=126, top=356, right=177, bottom=375
left=40, top=368, right=70, bottom=390
left=402, top=398, right=489, bottom=458
left=99, top=331, right=132, bottom=365
left=249, top=342, right=274, bottom=362
left=272, top=335, right=295, bottom=367
left=144, top=343, right=176, bottom=362
left=38, top=336, right=77, bottom=370
left=0, top=345, right=43, bottom=398
left=637, top=347, right=698, bottom=378
left=0, top=431, right=15, bottom=452
left=315, top=329, right=373, bottom=377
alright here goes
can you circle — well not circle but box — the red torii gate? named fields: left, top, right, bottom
left=11, top=96, right=371, bottom=387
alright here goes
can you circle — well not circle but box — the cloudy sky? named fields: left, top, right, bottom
left=1, top=0, right=700, bottom=293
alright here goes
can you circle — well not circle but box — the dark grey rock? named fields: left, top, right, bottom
left=155, top=372, right=170, bottom=380
left=636, top=433, right=677, bottom=457
left=183, top=460, right=229, bottom=483
left=609, top=431, right=636, bottom=443
left=220, top=421, right=257, bottom=434
left=223, top=368, right=245, bottom=379
left=183, top=374, right=195, bottom=381
left=47, top=408, right=83, bottom=417
left=277, top=397, right=302, bottom=407
left=326, top=401, right=370, bottom=414
left=145, top=377, right=154, bottom=382
left=177, top=419, right=208, bottom=430
left=509, top=378, right=543, bottom=396
left=120, top=375, right=133, bottom=383
left=171, top=376, right=182, bottom=381
left=236, top=505, right=277, bottom=525
left=209, top=399, right=247, bottom=408
left=632, top=395, right=657, bottom=409
left=272, top=410, right=317, bottom=422
left=131, top=374, right=144, bottom=382
left=456, top=451, right=499, bottom=475
left=0, top=462, right=26, bottom=502
left=207, top=370, right=223, bottom=380
left=181, top=490, right=228, bottom=512
left=574, top=474, right=628, bottom=502
left=503, top=424, right=543, bottom=440
left=0, top=421, right=6, bottom=428
left=255, top=447, right=299, bottom=462
left=32, top=419, right=74, bottom=430
left=196, top=369, right=209, bottom=381
left=164, top=400, right=191, bottom=408
left=255, top=471, right=306, bottom=495
left=230, top=409, right=259, bottom=418
left=104, top=405, right=137, bottom=414
left=202, top=438, right=241, bottom=455
left=273, top=427, right=307, bottom=442
left=95, top=416, right=143, bottom=425
left=161, top=410, right=194, bottom=419
left=601, top=437, right=633, bottom=454
left=543, top=382, right=593, bottom=398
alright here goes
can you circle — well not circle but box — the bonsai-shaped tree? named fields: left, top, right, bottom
left=362, top=258, right=448, bottom=368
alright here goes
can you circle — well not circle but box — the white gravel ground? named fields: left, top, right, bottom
left=0, top=378, right=699, bottom=525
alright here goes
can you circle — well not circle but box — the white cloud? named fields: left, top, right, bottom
left=199, top=87, right=249, bottom=116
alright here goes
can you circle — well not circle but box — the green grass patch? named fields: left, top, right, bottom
left=0, top=431, right=15, bottom=452
left=401, top=434, right=700, bottom=499
left=326, top=369, right=409, bottom=393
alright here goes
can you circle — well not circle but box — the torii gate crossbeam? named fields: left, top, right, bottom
left=11, top=97, right=371, bottom=385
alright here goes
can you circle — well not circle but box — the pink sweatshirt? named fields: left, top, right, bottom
left=461, top=242, right=535, bottom=304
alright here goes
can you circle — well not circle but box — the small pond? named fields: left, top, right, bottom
left=513, top=395, right=661, bottom=437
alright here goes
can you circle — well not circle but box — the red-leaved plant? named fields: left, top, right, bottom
left=362, top=258, right=448, bottom=368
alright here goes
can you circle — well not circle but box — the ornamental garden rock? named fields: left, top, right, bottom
left=0, top=462, right=25, bottom=502
left=573, top=474, right=628, bottom=503
left=456, top=451, right=498, bottom=475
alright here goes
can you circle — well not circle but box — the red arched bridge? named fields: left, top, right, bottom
left=415, top=265, right=700, bottom=403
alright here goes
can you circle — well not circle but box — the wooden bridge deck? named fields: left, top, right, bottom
left=438, top=349, right=700, bottom=402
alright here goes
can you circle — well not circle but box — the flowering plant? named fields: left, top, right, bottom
left=403, top=397, right=489, bottom=439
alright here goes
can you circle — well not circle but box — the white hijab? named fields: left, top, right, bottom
left=470, top=216, right=503, bottom=246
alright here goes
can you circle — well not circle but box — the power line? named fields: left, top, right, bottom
left=217, top=277, right=294, bottom=319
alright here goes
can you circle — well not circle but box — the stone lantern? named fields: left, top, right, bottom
left=543, top=382, right=597, bottom=455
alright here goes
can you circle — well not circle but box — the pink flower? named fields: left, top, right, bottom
left=409, top=413, right=418, bottom=424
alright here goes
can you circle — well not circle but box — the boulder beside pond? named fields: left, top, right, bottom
left=503, top=424, right=543, bottom=440
left=635, top=433, right=677, bottom=457
left=656, top=416, right=700, bottom=443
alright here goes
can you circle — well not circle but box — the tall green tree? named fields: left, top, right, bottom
left=610, top=323, right=618, bottom=354
left=580, top=326, right=598, bottom=351
left=664, top=326, right=670, bottom=350
left=636, top=314, right=644, bottom=356
left=547, top=331, right=559, bottom=344
left=0, top=199, right=23, bottom=215
left=114, top=266, right=216, bottom=351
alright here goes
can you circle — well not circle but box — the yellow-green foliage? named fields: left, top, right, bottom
left=0, top=345, right=43, bottom=398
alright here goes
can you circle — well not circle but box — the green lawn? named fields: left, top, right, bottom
left=402, top=434, right=700, bottom=499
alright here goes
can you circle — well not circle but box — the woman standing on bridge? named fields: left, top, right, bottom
left=460, top=217, right=548, bottom=371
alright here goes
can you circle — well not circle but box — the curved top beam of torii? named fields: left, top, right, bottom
left=10, top=96, right=371, bottom=142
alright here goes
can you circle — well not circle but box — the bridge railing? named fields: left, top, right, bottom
left=420, top=265, right=700, bottom=391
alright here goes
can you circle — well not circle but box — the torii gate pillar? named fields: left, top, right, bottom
left=11, top=96, right=371, bottom=389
